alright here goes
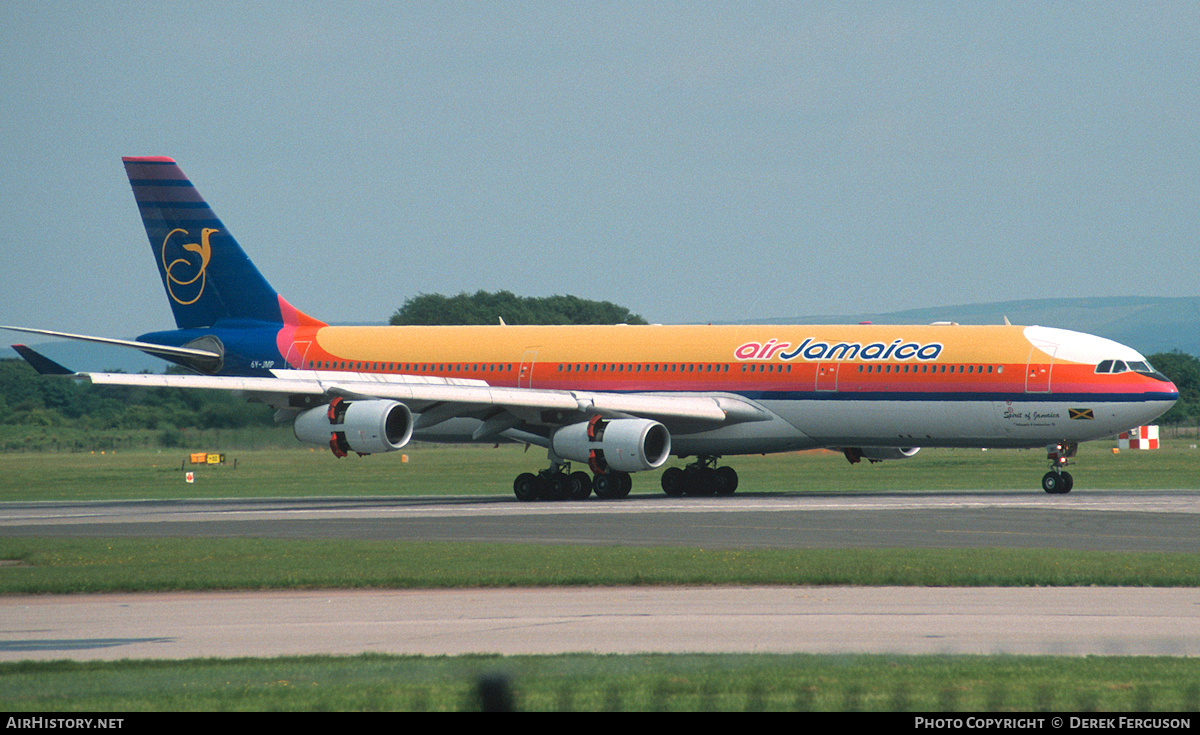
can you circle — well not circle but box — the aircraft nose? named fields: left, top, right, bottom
left=1141, top=369, right=1179, bottom=402
left=1155, top=374, right=1180, bottom=402
left=1150, top=376, right=1179, bottom=418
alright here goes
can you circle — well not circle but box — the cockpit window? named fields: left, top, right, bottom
left=1094, top=358, right=1167, bottom=379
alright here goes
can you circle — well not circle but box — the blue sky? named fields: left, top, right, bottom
left=2, top=2, right=1197, bottom=337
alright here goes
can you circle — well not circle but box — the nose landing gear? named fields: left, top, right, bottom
left=1042, top=442, right=1076, bottom=494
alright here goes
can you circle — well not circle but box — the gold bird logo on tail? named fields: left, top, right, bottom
left=162, top=228, right=216, bottom=305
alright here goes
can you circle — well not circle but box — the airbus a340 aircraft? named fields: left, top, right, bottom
left=4, top=158, right=1179, bottom=499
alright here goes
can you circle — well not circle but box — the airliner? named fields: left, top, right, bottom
left=4, top=157, right=1179, bottom=499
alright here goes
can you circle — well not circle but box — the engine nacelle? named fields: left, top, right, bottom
left=551, top=417, right=672, bottom=473
left=843, top=446, right=921, bottom=464
left=294, top=398, right=413, bottom=456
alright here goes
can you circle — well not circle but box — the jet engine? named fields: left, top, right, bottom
left=294, top=398, right=413, bottom=457
left=842, top=446, right=921, bottom=464
left=551, top=417, right=672, bottom=473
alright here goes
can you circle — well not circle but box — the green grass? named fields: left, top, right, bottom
left=0, top=442, right=527, bottom=500
left=1, top=439, right=1198, bottom=593
left=1, top=435, right=1198, bottom=501
left=2, top=438, right=1199, bottom=711
left=2, top=653, right=1198, bottom=712
left=3, top=538, right=1200, bottom=593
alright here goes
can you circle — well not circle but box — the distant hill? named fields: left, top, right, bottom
left=756, top=296, right=1200, bottom=358
left=4, top=296, right=1197, bottom=371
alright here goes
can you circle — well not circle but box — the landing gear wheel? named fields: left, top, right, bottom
left=514, top=472, right=540, bottom=502
left=544, top=472, right=573, bottom=501
left=1041, top=471, right=1073, bottom=494
left=714, top=466, right=739, bottom=496
left=593, top=471, right=632, bottom=499
left=661, top=466, right=685, bottom=497
left=592, top=473, right=616, bottom=499
left=569, top=471, right=592, bottom=500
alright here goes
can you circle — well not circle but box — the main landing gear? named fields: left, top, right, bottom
left=660, top=456, right=738, bottom=497
left=513, top=466, right=593, bottom=501
left=511, top=455, right=740, bottom=502
left=512, top=464, right=634, bottom=501
left=1041, top=442, right=1076, bottom=494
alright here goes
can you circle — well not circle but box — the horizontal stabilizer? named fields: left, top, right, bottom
left=11, top=344, right=74, bottom=375
left=1, top=326, right=222, bottom=372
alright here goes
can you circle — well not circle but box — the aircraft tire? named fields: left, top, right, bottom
left=1041, top=471, right=1072, bottom=494
left=514, top=473, right=540, bottom=502
left=594, top=471, right=632, bottom=500
left=569, top=471, right=592, bottom=500
left=661, top=467, right=685, bottom=497
left=544, top=472, right=573, bottom=501
left=592, top=473, right=619, bottom=499
left=615, top=471, right=633, bottom=498
left=714, top=466, right=738, bottom=495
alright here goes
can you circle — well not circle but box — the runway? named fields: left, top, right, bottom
left=2, top=490, right=1199, bottom=661
left=2, top=490, right=1199, bottom=551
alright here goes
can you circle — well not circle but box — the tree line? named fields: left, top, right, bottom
left=1149, top=350, right=1200, bottom=425
left=390, top=290, right=648, bottom=326
left=0, top=360, right=275, bottom=434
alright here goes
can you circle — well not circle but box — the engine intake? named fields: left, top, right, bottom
left=551, top=417, right=672, bottom=473
left=294, top=398, right=413, bottom=456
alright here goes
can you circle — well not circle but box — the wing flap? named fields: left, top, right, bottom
left=82, top=371, right=326, bottom=395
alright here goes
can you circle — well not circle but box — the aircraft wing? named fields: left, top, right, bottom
left=78, top=368, right=774, bottom=438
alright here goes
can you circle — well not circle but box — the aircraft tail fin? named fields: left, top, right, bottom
left=122, top=157, right=324, bottom=330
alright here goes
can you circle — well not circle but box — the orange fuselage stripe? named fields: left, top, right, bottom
left=271, top=323, right=1164, bottom=398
